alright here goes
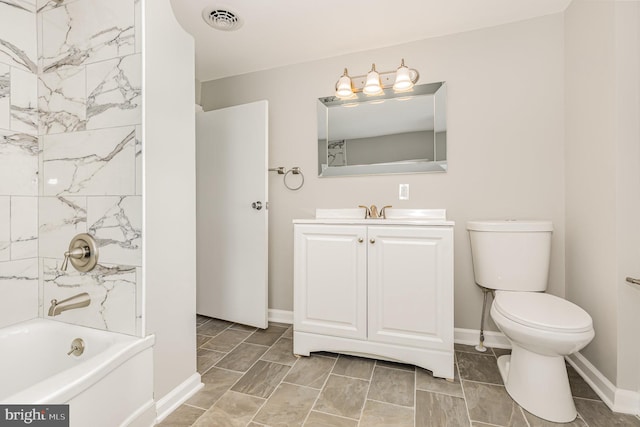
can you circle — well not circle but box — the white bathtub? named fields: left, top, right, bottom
left=0, top=319, right=155, bottom=427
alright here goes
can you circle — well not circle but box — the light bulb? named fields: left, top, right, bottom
left=363, top=64, right=383, bottom=95
left=393, top=59, right=414, bottom=91
left=335, top=68, right=354, bottom=98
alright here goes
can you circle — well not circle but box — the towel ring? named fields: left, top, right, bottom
left=284, top=167, right=304, bottom=191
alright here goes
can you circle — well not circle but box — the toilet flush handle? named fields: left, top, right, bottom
left=626, top=277, right=640, bottom=286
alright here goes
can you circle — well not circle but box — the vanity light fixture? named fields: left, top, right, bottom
left=334, top=59, right=419, bottom=99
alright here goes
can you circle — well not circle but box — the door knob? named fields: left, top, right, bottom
left=251, top=201, right=263, bottom=211
left=370, top=238, right=375, bottom=244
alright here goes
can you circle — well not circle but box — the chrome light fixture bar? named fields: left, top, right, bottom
left=335, top=59, right=419, bottom=99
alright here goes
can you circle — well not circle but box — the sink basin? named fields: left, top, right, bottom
left=315, top=208, right=367, bottom=219
left=383, top=208, right=446, bottom=220
left=315, top=208, right=446, bottom=220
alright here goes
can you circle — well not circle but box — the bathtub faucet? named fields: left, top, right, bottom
left=48, top=292, right=91, bottom=317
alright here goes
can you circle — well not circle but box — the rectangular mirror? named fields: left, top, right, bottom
left=317, top=82, right=447, bottom=177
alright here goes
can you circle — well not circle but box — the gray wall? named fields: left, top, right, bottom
left=200, top=14, right=566, bottom=333
left=195, top=78, right=202, bottom=105
left=565, top=0, right=640, bottom=390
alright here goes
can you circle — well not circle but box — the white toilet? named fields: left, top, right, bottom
left=467, top=220, right=594, bottom=423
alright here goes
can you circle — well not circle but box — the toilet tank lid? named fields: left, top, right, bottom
left=467, top=220, right=553, bottom=232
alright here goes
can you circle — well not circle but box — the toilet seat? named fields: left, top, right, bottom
left=493, top=291, right=592, bottom=333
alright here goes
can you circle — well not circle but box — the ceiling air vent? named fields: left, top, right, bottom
left=202, top=8, right=243, bottom=31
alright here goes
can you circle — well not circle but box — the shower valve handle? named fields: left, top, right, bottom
left=61, top=246, right=89, bottom=271
left=61, top=234, right=99, bottom=273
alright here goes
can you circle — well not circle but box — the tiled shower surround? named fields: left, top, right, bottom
left=0, top=0, right=142, bottom=335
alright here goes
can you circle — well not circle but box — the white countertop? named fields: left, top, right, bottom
left=293, top=208, right=454, bottom=226
left=293, top=218, right=454, bottom=226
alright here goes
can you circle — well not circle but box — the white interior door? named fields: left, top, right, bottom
left=196, top=101, right=268, bottom=328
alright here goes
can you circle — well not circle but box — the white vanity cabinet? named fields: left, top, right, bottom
left=293, top=220, right=454, bottom=379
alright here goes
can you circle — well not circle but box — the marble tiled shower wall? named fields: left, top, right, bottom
left=0, top=0, right=40, bottom=329
left=0, top=0, right=142, bottom=335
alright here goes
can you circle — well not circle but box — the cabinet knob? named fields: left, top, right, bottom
left=358, top=237, right=364, bottom=243
left=370, top=238, right=375, bottom=244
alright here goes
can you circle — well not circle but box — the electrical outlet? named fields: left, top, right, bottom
left=399, top=184, right=409, bottom=200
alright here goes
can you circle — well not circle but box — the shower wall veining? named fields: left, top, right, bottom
left=0, top=0, right=142, bottom=335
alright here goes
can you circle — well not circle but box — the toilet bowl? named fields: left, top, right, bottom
left=491, top=291, right=594, bottom=422
left=467, top=220, right=595, bottom=423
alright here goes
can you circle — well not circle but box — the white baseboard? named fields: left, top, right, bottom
left=155, top=373, right=204, bottom=423
left=613, top=389, right=640, bottom=416
left=567, top=352, right=640, bottom=415
left=268, top=309, right=293, bottom=324
left=123, top=399, right=156, bottom=427
left=453, top=327, right=511, bottom=349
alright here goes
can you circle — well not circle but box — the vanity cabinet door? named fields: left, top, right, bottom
left=294, top=224, right=367, bottom=340
left=367, top=226, right=454, bottom=350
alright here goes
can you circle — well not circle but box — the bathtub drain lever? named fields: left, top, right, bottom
left=67, top=338, right=85, bottom=356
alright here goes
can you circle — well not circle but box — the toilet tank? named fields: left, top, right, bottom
left=467, top=220, right=553, bottom=292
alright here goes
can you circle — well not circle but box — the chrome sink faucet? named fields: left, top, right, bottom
left=48, top=292, right=91, bottom=317
left=358, top=205, right=392, bottom=219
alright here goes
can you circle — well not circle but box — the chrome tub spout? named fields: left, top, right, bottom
left=48, top=292, right=91, bottom=317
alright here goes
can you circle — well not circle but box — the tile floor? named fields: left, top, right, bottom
left=158, top=316, right=640, bottom=427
